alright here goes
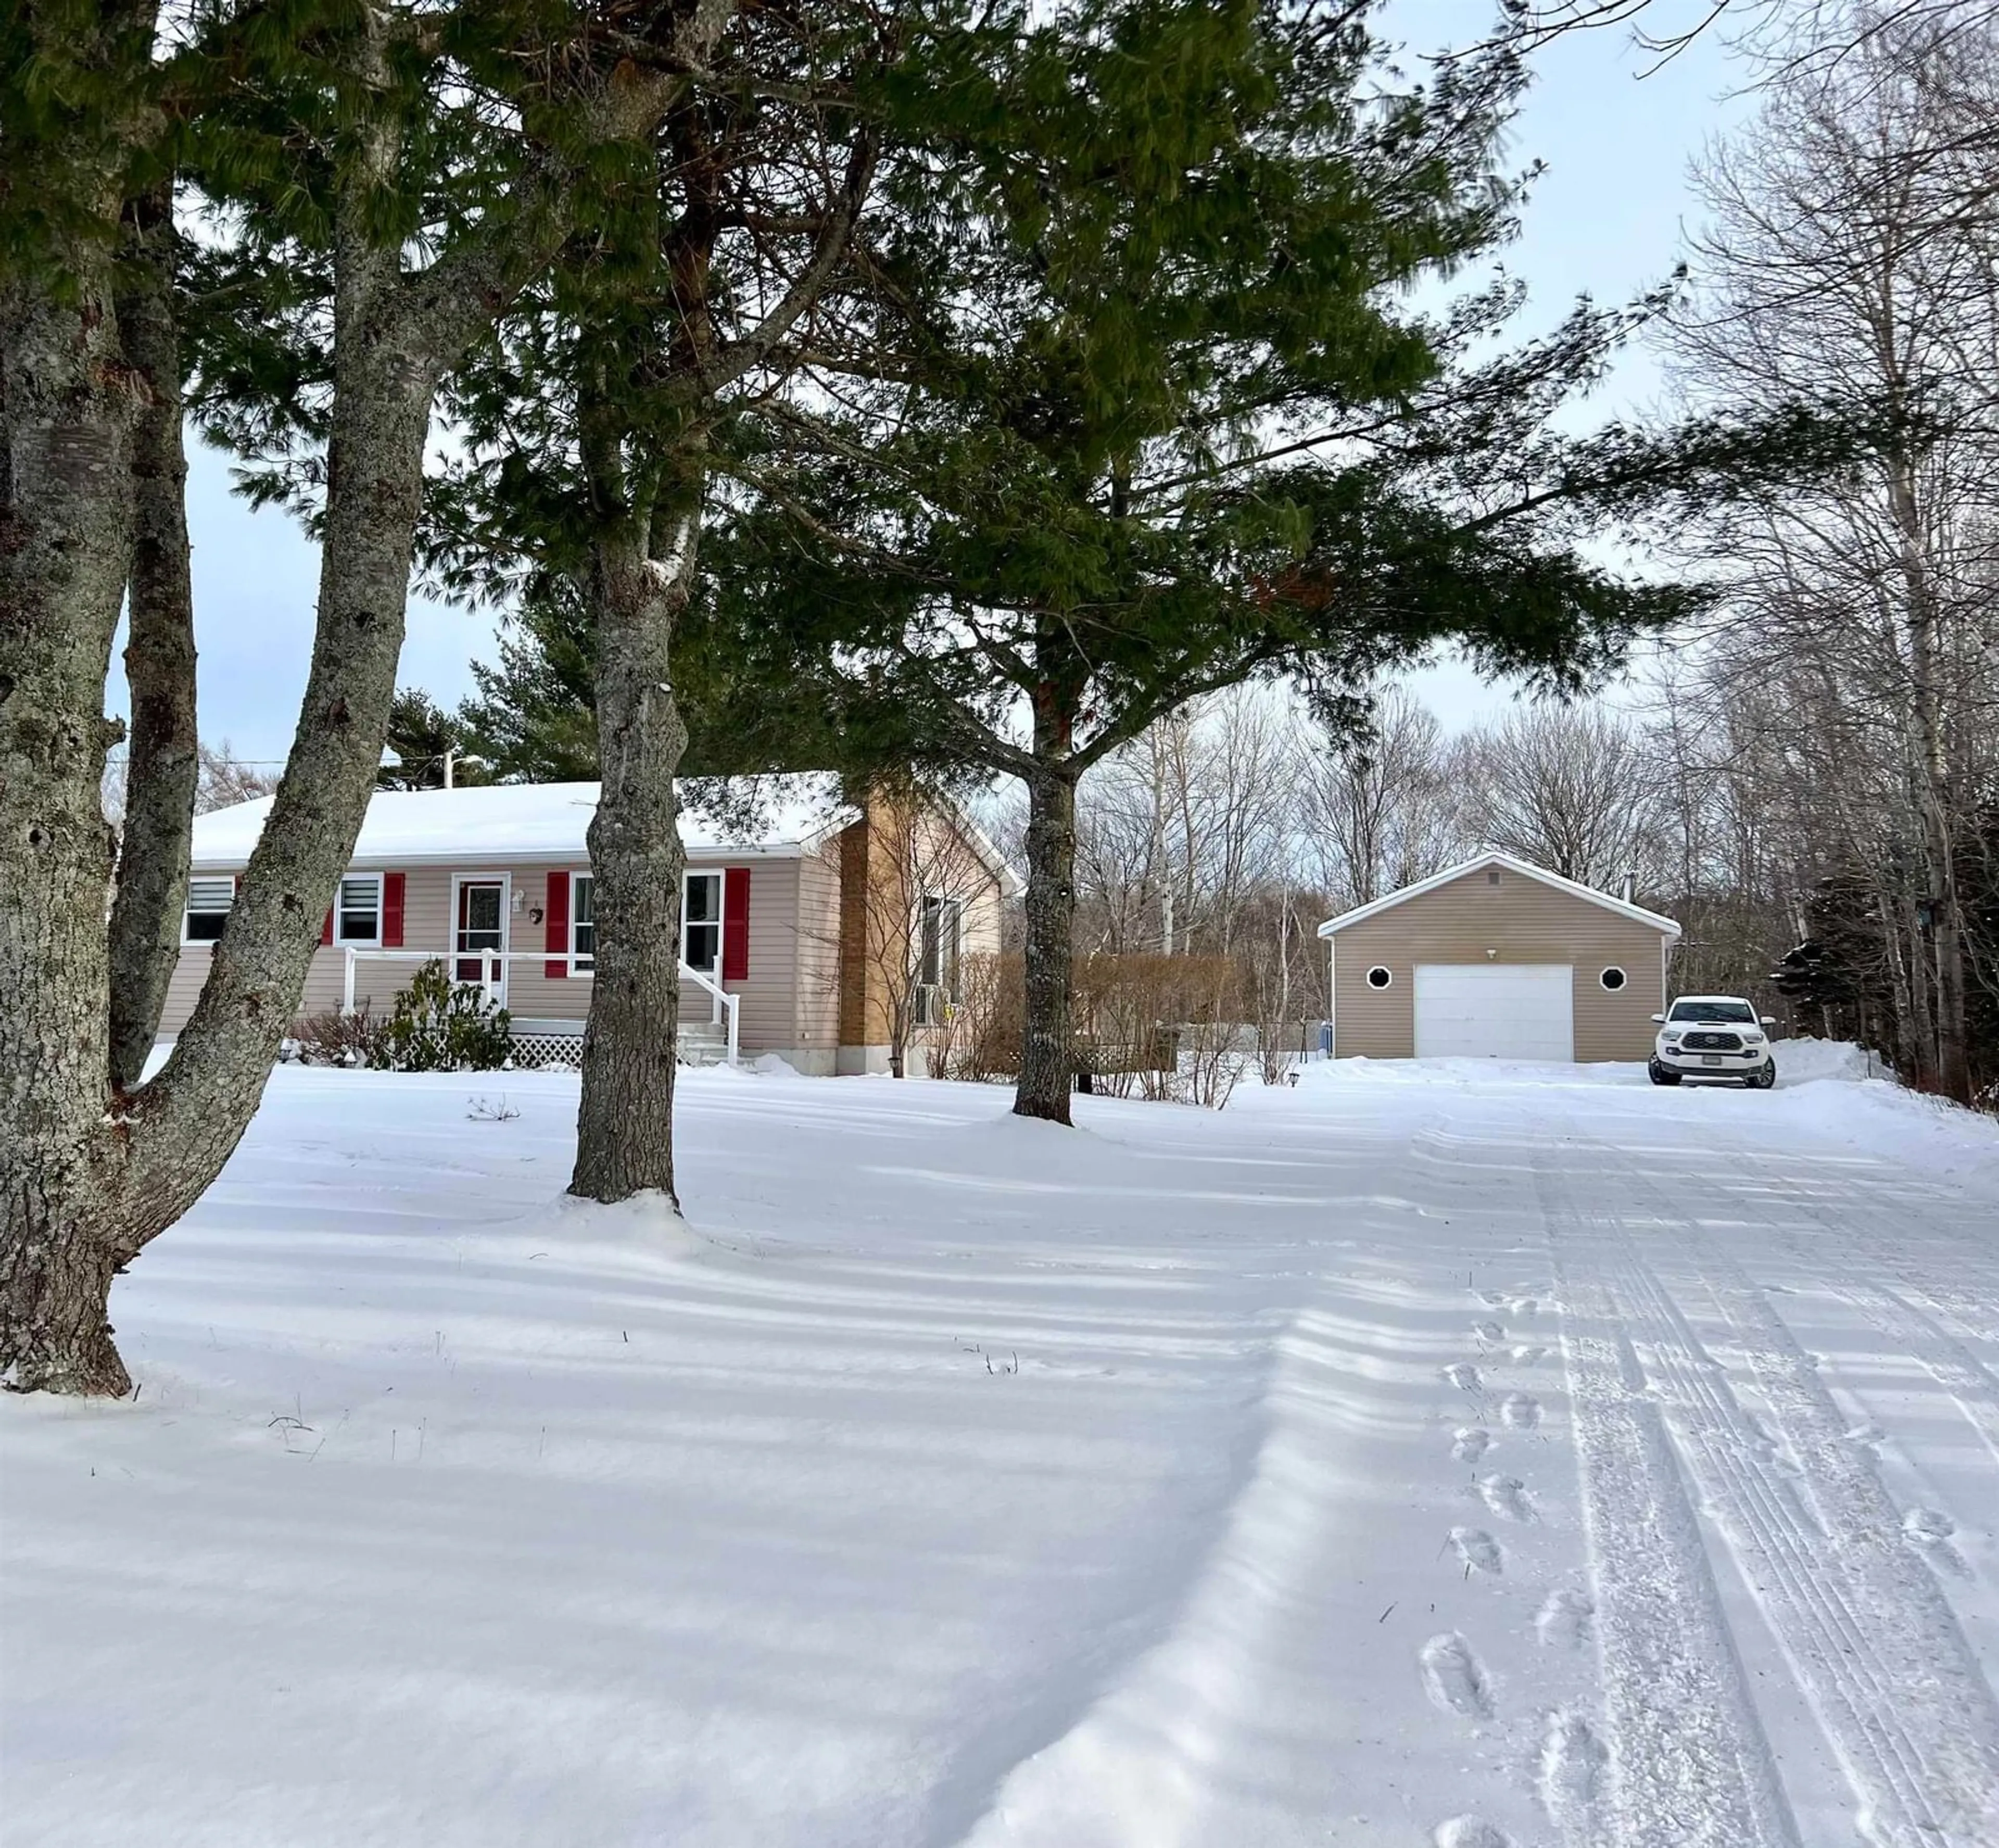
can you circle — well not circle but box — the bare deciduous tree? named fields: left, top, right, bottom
left=1297, top=684, right=1467, bottom=908
left=1454, top=704, right=1666, bottom=891
left=1662, top=9, right=1999, bottom=1098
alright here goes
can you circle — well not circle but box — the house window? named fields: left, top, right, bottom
left=572, top=874, right=595, bottom=972
left=184, top=876, right=234, bottom=943
left=1487, top=867, right=1501, bottom=885
left=682, top=870, right=722, bottom=974
left=335, top=874, right=382, bottom=945
left=1600, top=966, right=1627, bottom=992
left=917, top=895, right=963, bottom=1026
left=1365, top=965, right=1393, bottom=989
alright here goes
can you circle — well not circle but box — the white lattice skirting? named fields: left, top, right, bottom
left=505, top=1032, right=586, bottom=1072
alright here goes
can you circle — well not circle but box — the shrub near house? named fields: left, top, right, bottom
left=370, top=963, right=514, bottom=1072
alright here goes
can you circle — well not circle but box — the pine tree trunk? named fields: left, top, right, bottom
left=107, top=183, right=200, bottom=1091
left=125, top=169, right=439, bottom=1192
left=3, top=10, right=680, bottom=1394
left=6, top=202, right=439, bottom=1393
left=0, top=184, right=144, bottom=1393
left=571, top=482, right=696, bottom=1206
left=1015, top=762, right=1081, bottom=1123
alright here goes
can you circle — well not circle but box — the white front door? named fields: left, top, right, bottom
left=453, top=877, right=509, bottom=1005
left=1413, top=964, right=1574, bottom=1061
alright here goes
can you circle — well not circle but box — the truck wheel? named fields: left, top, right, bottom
left=1749, top=1061, right=1776, bottom=1090
left=1649, top=1058, right=1681, bottom=1087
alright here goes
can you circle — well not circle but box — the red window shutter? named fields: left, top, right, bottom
left=544, top=870, right=570, bottom=978
left=382, top=872, right=405, bottom=948
left=321, top=906, right=333, bottom=945
left=723, top=867, right=751, bottom=981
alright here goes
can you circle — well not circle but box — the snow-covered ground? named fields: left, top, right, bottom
left=5, top=1049, right=1998, bottom=1847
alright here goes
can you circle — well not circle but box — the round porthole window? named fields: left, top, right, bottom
left=1600, top=966, right=1627, bottom=992
left=1365, top=965, right=1393, bottom=990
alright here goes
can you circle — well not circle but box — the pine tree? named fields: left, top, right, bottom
left=713, top=0, right=1858, bottom=1122
left=377, top=689, right=489, bottom=790
left=423, top=0, right=902, bottom=1205
left=2, top=1, right=702, bottom=1396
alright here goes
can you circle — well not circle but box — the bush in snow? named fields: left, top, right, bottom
left=369, top=961, right=514, bottom=1073
left=290, top=1003, right=381, bottom=1068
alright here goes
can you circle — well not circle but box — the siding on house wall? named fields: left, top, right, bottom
left=836, top=800, right=1010, bottom=1070
left=158, top=852, right=826, bottom=1056
left=1331, top=865, right=1670, bottom=1061
left=794, top=842, right=844, bottom=1055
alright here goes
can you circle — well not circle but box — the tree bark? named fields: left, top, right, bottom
left=1892, top=450, right=1971, bottom=1103
left=0, top=240, right=145, bottom=1396
left=571, top=468, right=698, bottom=1206
left=1015, top=697, right=1082, bottom=1122
left=107, top=181, right=201, bottom=1091
left=2, top=11, right=689, bottom=1395
left=8, top=52, right=438, bottom=1390
left=125, top=210, right=440, bottom=1235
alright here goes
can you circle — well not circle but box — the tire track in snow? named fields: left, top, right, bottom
left=1537, top=1159, right=1804, bottom=1848
left=1730, top=1144, right=1999, bottom=1479
left=1655, top=1250, right=1999, bottom=1846
left=1552, top=1140, right=1999, bottom=1848
left=1830, top=1279, right=1999, bottom=1471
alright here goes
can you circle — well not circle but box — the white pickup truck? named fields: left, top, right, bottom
left=1649, top=995, right=1778, bottom=1088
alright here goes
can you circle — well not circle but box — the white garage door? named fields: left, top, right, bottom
left=1413, top=965, right=1574, bottom=1061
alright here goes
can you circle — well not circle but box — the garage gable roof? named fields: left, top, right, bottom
left=1316, top=852, right=1682, bottom=940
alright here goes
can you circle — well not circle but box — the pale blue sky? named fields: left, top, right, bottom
left=118, top=4, right=1750, bottom=767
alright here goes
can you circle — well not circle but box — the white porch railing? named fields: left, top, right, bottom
left=337, top=947, right=739, bottom=1066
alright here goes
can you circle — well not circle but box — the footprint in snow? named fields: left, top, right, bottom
left=1472, top=1319, right=1505, bottom=1344
left=1443, top=1362, right=1484, bottom=1393
left=1509, top=1297, right=1539, bottom=1318
left=1433, top=1819, right=1514, bottom=1848
left=1451, top=1427, right=1492, bottom=1464
left=1478, top=1474, right=1535, bottom=1523
left=1451, top=1526, right=1504, bottom=1574
left=1477, top=1289, right=1512, bottom=1308
left=1419, top=1632, right=1495, bottom=1718
left=1904, top=1507, right=1970, bottom=1576
left=1499, top=1392, right=1541, bottom=1430
left=1539, top=1711, right=1608, bottom=1829
left=1535, top=1588, right=1593, bottom=1650
left=1508, top=1345, right=1551, bottom=1366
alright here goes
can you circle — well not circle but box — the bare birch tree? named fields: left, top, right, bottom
left=1662, top=9, right=1999, bottom=1096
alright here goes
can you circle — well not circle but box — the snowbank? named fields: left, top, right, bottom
left=1769, top=1035, right=1880, bottom=1085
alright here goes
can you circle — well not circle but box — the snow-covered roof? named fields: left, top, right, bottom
left=1317, top=852, right=1681, bottom=940
left=190, top=775, right=856, bottom=870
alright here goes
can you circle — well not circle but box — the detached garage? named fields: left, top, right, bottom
left=1318, top=854, right=1680, bottom=1064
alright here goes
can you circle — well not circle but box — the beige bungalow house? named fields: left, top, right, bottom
left=165, top=775, right=1019, bottom=1074
left=1318, top=852, right=1681, bottom=1062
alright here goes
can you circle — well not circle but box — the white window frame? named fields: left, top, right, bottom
left=570, top=871, right=596, bottom=975
left=682, top=869, right=723, bottom=976
left=916, top=893, right=964, bottom=1027
left=334, top=871, right=384, bottom=946
left=182, top=876, right=235, bottom=945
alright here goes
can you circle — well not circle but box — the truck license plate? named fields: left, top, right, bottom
left=1702, top=1055, right=1723, bottom=1066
